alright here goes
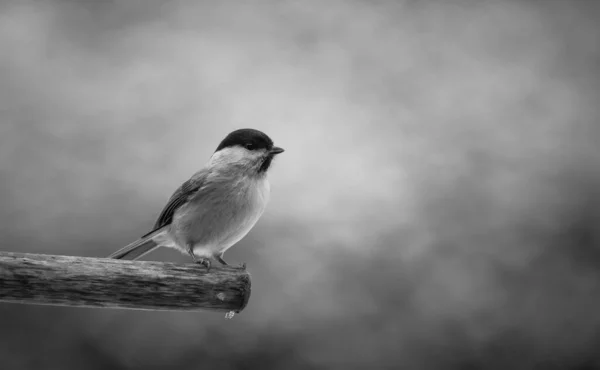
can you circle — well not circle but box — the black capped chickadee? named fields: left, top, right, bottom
left=108, top=128, right=284, bottom=270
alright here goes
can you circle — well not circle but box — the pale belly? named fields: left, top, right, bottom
left=168, top=177, right=270, bottom=258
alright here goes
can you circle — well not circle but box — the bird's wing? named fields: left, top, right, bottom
left=152, top=168, right=210, bottom=230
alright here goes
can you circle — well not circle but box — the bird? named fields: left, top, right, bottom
left=108, top=128, right=284, bottom=270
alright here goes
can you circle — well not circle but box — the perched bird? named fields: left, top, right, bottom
left=108, top=128, right=284, bottom=270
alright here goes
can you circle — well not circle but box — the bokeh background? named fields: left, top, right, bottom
left=1, top=0, right=599, bottom=369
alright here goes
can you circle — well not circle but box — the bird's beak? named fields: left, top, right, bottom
left=269, top=146, right=284, bottom=155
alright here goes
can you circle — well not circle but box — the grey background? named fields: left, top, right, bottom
left=1, top=0, right=599, bottom=369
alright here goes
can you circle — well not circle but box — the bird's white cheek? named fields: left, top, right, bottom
left=210, top=147, right=243, bottom=164
left=215, top=146, right=267, bottom=165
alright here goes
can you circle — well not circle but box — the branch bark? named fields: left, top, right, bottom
left=0, top=252, right=251, bottom=312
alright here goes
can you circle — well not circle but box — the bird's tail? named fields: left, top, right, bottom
left=108, top=227, right=168, bottom=260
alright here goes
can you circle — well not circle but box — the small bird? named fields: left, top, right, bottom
left=108, top=128, right=284, bottom=270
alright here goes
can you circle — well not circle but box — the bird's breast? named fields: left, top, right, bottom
left=171, top=176, right=270, bottom=255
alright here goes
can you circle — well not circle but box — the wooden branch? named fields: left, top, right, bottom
left=0, top=252, right=251, bottom=312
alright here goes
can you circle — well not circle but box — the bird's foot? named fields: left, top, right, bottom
left=188, top=249, right=211, bottom=271
left=216, top=255, right=246, bottom=270
left=196, top=258, right=211, bottom=271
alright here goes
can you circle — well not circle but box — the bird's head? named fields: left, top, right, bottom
left=210, top=128, right=284, bottom=175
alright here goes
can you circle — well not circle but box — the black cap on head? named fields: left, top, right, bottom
left=215, top=128, right=274, bottom=152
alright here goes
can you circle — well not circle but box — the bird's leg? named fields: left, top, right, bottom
left=187, top=248, right=198, bottom=263
left=198, top=258, right=211, bottom=271
left=216, top=254, right=229, bottom=266
left=187, top=246, right=211, bottom=271
left=216, top=254, right=246, bottom=270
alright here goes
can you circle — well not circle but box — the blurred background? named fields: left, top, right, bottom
left=0, top=0, right=599, bottom=369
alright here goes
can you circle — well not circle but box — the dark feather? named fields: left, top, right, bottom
left=259, top=154, right=274, bottom=173
left=108, top=227, right=166, bottom=260
left=154, top=170, right=208, bottom=229
left=215, top=128, right=274, bottom=152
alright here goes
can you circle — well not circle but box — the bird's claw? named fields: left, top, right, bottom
left=196, top=258, right=211, bottom=272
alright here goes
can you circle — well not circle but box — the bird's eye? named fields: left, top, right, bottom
left=245, top=143, right=254, bottom=150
